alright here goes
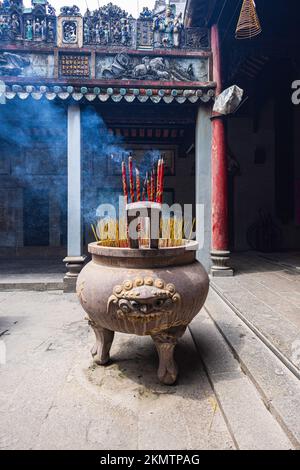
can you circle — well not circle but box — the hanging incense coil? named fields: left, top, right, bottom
left=235, top=0, right=262, bottom=39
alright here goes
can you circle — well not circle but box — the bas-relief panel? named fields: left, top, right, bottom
left=0, top=50, right=209, bottom=83
left=95, top=54, right=209, bottom=82
left=20, top=53, right=54, bottom=78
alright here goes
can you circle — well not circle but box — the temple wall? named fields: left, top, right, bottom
left=294, top=84, right=300, bottom=226
left=0, top=99, right=196, bottom=255
left=228, top=96, right=300, bottom=252
left=0, top=99, right=67, bottom=255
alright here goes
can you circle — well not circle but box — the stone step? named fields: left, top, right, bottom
left=211, top=278, right=300, bottom=380
left=0, top=281, right=63, bottom=292
left=0, top=258, right=65, bottom=292
left=202, top=289, right=300, bottom=449
left=189, top=310, right=293, bottom=450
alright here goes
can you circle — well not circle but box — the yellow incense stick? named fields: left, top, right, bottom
left=188, top=218, right=196, bottom=240
left=91, top=224, right=99, bottom=242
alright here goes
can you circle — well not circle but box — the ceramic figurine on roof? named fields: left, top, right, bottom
left=24, top=18, right=33, bottom=40
left=83, top=2, right=133, bottom=47
left=57, top=4, right=82, bottom=48
left=173, top=12, right=183, bottom=47
left=11, top=13, right=21, bottom=37
left=152, top=0, right=183, bottom=48
left=163, top=5, right=174, bottom=47
left=0, top=0, right=23, bottom=42
left=46, top=1, right=55, bottom=16
left=139, top=6, right=153, bottom=20
left=22, top=0, right=56, bottom=43
left=59, top=5, right=80, bottom=16
left=0, top=0, right=208, bottom=50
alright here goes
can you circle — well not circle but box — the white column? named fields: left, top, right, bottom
left=63, top=104, right=85, bottom=292
left=67, top=104, right=82, bottom=256
left=195, top=105, right=212, bottom=272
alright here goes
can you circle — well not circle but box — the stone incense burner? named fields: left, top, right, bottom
left=77, top=241, right=209, bottom=385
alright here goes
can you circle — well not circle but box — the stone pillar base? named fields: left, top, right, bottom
left=63, top=256, right=87, bottom=293
left=210, top=250, right=234, bottom=277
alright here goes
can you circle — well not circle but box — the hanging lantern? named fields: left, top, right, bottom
left=235, top=0, right=262, bottom=39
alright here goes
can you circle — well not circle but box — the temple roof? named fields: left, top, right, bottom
left=0, top=1, right=213, bottom=103
left=2, top=81, right=215, bottom=104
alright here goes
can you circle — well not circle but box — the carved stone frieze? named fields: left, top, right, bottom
left=97, top=52, right=209, bottom=82
left=0, top=51, right=30, bottom=75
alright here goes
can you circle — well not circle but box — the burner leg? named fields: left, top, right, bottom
left=152, top=332, right=179, bottom=385
left=89, top=322, right=115, bottom=365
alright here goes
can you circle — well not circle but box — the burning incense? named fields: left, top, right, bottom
left=156, top=159, right=161, bottom=203
left=156, top=158, right=164, bottom=204
left=159, top=158, right=164, bottom=204
left=142, top=176, right=147, bottom=201
left=156, top=158, right=162, bottom=203
left=153, top=164, right=157, bottom=201
left=146, top=173, right=151, bottom=201
left=121, top=156, right=164, bottom=204
left=91, top=224, right=99, bottom=242
left=188, top=218, right=196, bottom=240
left=136, top=167, right=141, bottom=202
left=121, top=160, right=128, bottom=203
left=129, top=155, right=135, bottom=203
left=150, top=169, right=155, bottom=202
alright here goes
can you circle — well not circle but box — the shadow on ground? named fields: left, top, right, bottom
left=85, top=326, right=239, bottom=402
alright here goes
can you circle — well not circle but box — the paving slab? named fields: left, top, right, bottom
left=0, top=258, right=65, bottom=291
left=190, top=312, right=293, bottom=450
left=0, top=291, right=234, bottom=450
left=205, top=289, right=300, bottom=449
left=260, top=252, right=300, bottom=272
left=212, top=253, right=300, bottom=375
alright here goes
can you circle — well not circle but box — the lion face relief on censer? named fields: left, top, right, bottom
left=107, top=277, right=181, bottom=325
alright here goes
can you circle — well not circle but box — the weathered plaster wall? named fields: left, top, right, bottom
left=228, top=100, right=275, bottom=251
left=0, top=99, right=67, bottom=255
left=228, top=97, right=300, bottom=252
left=293, top=91, right=300, bottom=226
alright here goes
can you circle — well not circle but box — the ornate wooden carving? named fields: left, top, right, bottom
left=60, top=54, right=89, bottom=77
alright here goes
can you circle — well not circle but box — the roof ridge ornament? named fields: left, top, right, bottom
left=59, top=5, right=81, bottom=17
left=0, top=2, right=209, bottom=50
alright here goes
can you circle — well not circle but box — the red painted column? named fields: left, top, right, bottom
left=210, top=24, right=233, bottom=275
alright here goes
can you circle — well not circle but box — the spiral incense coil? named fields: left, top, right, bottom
left=235, top=0, right=262, bottom=40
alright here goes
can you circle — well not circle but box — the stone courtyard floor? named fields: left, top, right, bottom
left=212, top=252, right=300, bottom=377
left=0, top=289, right=299, bottom=450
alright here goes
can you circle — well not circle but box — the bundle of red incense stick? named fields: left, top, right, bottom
left=122, top=156, right=164, bottom=204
